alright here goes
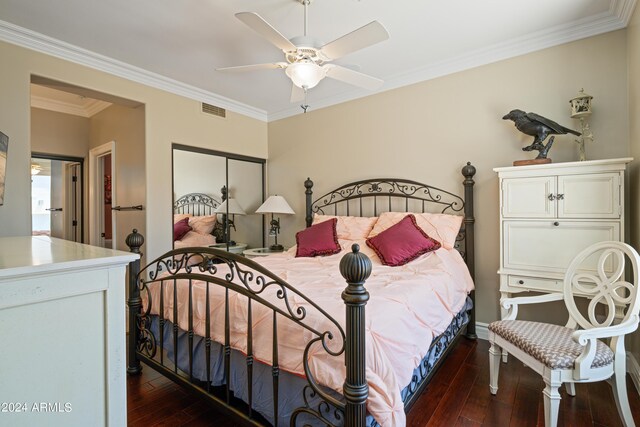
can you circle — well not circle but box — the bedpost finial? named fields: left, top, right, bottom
left=462, top=162, right=476, bottom=178
left=304, top=177, right=314, bottom=190
left=126, top=229, right=144, bottom=254
left=340, top=244, right=372, bottom=286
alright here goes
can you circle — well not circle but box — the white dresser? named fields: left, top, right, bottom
left=0, top=236, right=138, bottom=427
left=494, top=158, right=632, bottom=312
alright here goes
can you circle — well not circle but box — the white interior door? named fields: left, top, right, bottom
left=89, top=142, right=116, bottom=248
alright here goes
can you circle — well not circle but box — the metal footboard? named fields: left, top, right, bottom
left=126, top=230, right=371, bottom=427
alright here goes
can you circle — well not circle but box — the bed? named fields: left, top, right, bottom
left=127, top=162, right=477, bottom=427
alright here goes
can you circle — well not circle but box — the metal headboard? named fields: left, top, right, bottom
left=173, top=193, right=221, bottom=216
left=304, top=163, right=476, bottom=276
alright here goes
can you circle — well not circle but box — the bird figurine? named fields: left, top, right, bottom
left=503, top=109, right=581, bottom=160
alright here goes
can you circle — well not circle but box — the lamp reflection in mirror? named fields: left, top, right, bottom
left=215, top=198, right=246, bottom=246
left=256, top=195, right=295, bottom=251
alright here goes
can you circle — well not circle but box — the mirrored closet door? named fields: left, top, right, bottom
left=171, top=144, right=265, bottom=252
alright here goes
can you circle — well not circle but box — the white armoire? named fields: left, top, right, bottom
left=494, top=157, right=632, bottom=315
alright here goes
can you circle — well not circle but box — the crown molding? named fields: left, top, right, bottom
left=31, top=95, right=85, bottom=117
left=268, top=0, right=636, bottom=121
left=0, top=19, right=268, bottom=122
left=84, top=99, right=112, bottom=117
left=31, top=94, right=112, bottom=118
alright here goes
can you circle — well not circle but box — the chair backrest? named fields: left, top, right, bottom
left=563, top=241, right=640, bottom=330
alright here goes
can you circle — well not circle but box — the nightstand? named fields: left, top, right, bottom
left=209, top=242, right=247, bottom=254
left=243, top=247, right=285, bottom=259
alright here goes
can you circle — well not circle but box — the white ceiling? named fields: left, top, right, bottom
left=0, top=0, right=635, bottom=121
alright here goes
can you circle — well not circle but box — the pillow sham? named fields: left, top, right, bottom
left=189, top=215, right=217, bottom=235
left=296, top=218, right=341, bottom=258
left=173, top=217, right=192, bottom=241
left=313, top=214, right=378, bottom=241
left=173, top=213, right=192, bottom=224
left=366, top=214, right=441, bottom=267
left=368, top=211, right=462, bottom=250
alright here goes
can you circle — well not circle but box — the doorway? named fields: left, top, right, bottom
left=89, top=141, right=116, bottom=248
left=30, top=154, right=84, bottom=242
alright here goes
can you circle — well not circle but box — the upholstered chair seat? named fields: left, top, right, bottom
left=488, top=320, right=614, bottom=369
left=488, top=242, right=640, bottom=427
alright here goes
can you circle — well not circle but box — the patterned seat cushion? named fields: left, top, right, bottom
left=489, top=320, right=614, bottom=369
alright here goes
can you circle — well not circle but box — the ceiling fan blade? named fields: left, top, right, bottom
left=235, top=12, right=297, bottom=52
left=217, top=63, right=287, bottom=72
left=325, top=65, right=383, bottom=91
left=319, top=21, right=389, bottom=61
left=290, top=84, right=306, bottom=103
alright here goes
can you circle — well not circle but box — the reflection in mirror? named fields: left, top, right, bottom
left=172, top=144, right=265, bottom=252
left=228, top=159, right=264, bottom=249
left=172, top=147, right=226, bottom=249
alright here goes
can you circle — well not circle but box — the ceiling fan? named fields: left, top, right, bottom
left=217, top=0, right=389, bottom=104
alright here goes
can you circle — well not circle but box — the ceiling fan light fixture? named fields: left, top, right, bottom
left=285, top=62, right=326, bottom=89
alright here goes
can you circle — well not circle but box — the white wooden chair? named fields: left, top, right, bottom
left=488, top=241, right=640, bottom=427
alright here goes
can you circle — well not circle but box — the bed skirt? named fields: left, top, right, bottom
left=148, top=296, right=472, bottom=426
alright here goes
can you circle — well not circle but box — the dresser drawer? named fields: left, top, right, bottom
left=503, top=220, right=620, bottom=275
left=508, top=275, right=561, bottom=292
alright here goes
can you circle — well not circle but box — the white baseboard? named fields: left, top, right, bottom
left=627, top=352, right=640, bottom=394
left=476, top=322, right=489, bottom=341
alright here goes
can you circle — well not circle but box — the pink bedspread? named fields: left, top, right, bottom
left=144, top=239, right=473, bottom=426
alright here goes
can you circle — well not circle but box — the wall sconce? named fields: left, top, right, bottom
left=215, top=198, right=246, bottom=245
left=255, top=195, right=295, bottom=251
left=569, top=88, right=594, bottom=161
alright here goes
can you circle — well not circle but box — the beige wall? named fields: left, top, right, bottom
left=0, top=40, right=268, bottom=261
left=31, top=107, right=89, bottom=158
left=31, top=107, right=90, bottom=242
left=90, top=104, right=146, bottom=253
left=268, top=30, right=629, bottom=325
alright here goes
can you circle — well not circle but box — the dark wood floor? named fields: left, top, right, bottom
left=127, top=339, right=640, bottom=426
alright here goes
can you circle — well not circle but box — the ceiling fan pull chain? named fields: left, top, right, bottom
left=301, top=87, right=310, bottom=113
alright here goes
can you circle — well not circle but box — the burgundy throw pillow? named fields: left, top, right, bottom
left=296, top=218, right=341, bottom=258
left=366, top=214, right=441, bottom=266
left=173, top=217, right=192, bottom=241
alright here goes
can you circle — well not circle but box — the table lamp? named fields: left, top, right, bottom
left=215, top=198, right=246, bottom=245
left=255, top=195, right=295, bottom=251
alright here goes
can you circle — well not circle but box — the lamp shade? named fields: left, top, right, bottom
left=256, top=195, right=295, bottom=215
left=215, top=198, right=246, bottom=215
left=285, top=62, right=326, bottom=89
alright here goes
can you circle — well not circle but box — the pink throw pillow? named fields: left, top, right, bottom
left=366, top=214, right=441, bottom=266
left=173, top=217, right=192, bottom=241
left=296, top=218, right=341, bottom=258
left=189, top=215, right=217, bottom=235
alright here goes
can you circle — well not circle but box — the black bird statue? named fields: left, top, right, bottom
left=503, top=109, right=581, bottom=160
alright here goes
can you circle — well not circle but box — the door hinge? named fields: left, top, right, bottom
left=72, top=220, right=78, bottom=226
left=101, top=232, right=106, bottom=238
left=72, top=175, right=78, bottom=182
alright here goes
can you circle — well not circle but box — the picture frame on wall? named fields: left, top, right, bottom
left=0, top=131, right=7, bottom=206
